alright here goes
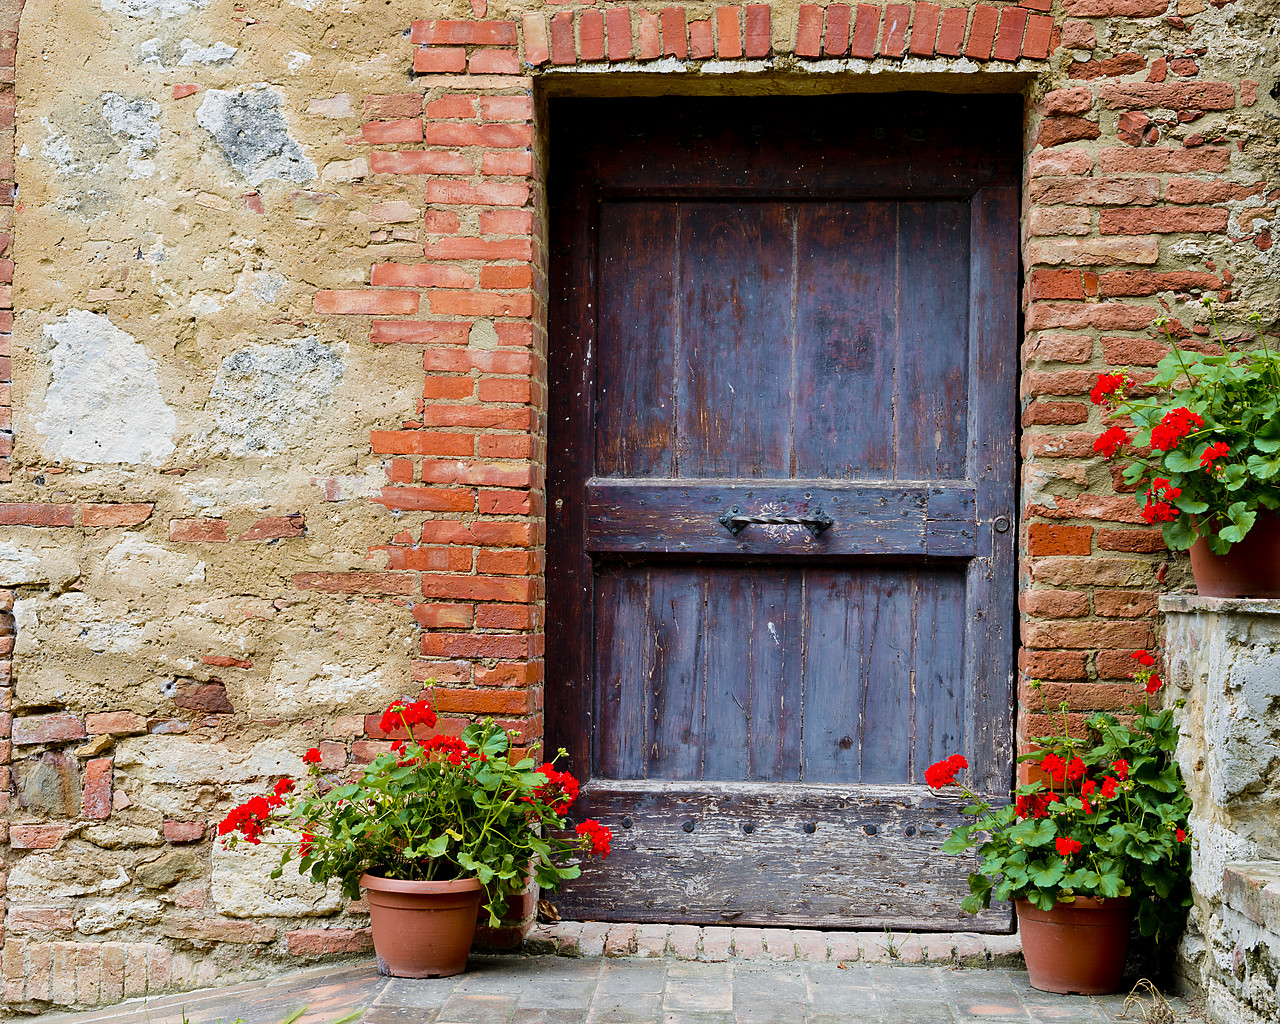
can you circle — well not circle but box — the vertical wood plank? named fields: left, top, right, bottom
left=596, top=203, right=679, bottom=478
left=678, top=203, right=793, bottom=479
left=854, top=569, right=913, bottom=784
left=747, top=569, right=804, bottom=782
left=895, top=201, right=971, bottom=480
left=793, top=202, right=898, bottom=480
left=909, top=571, right=968, bottom=780
left=647, top=569, right=707, bottom=780
left=700, top=568, right=752, bottom=781
left=800, top=568, right=864, bottom=783
left=594, top=569, right=653, bottom=778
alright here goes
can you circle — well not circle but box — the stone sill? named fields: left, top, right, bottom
left=1223, top=862, right=1280, bottom=933
left=1159, top=594, right=1280, bottom=616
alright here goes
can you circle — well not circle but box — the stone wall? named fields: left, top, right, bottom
left=0, top=0, right=1276, bottom=1012
left=1164, top=596, right=1280, bottom=1024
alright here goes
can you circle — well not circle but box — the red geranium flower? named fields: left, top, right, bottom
left=1176, top=828, right=1187, bottom=843
left=1150, top=407, right=1204, bottom=451
left=1111, top=759, right=1129, bottom=780
left=302, top=748, right=322, bottom=765
left=274, top=778, right=295, bottom=797
left=1145, top=673, right=1163, bottom=695
left=1090, top=373, right=1128, bottom=406
left=1093, top=425, right=1131, bottom=460
left=1100, top=776, right=1120, bottom=800
left=1131, top=651, right=1156, bottom=667
left=1142, top=499, right=1180, bottom=524
left=1056, top=836, right=1082, bottom=856
left=299, top=832, right=315, bottom=858
left=575, top=819, right=612, bottom=857
left=1200, top=442, right=1231, bottom=471
left=533, top=764, right=581, bottom=813
left=923, top=754, right=968, bottom=789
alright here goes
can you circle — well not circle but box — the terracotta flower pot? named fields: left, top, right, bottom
left=1016, top=897, right=1131, bottom=995
left=1189, top=510, right=1280, bottom=598
left=360, top=873, right=483, bottom=978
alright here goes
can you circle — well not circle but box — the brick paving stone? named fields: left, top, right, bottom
left=919, top=932, right=956, bottom=962
left=633, top=923, right=669, bottom=958
left=604, top=923, right=638, bottom=958
left=826, top=931, right=861, bottom=964
left=579, top=921, right=610, bottom=957
left=759, top=928, right=796, bottom=961
left=667, top=924, right=701, bottom=959
left=699, top=925, right=733, bottom=961
left=730, top=926, right=764, bottom=959
left=793, top=929, right=829, bottom=962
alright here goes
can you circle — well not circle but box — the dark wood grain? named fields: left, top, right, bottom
left=552, top=782, right=1013, bottom=931
left=596, top=203, right=678, bottom=478
left=678, top=203, right=793, bottom=479
left=585, top=482, right=977, bottom=557
left=794, top=203, right=898, bottom=479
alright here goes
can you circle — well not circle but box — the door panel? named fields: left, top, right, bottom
left=548, top=95, right=1020, bottom=931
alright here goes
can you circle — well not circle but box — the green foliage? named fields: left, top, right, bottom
left=941, top=684, right=1192, bottom=945
left=1096, top=301, right=1280, bottom=553
left=222, top=709, right=606, bottom=927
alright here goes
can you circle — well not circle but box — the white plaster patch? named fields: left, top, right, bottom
left=38, top=310, right=177, bottom=466
left=101, top=93, right=161, bottom=179
left=265, top=652, right=400, bottom=713
left=196, top=87, right=316, bottom=186
left=211, top=841, right=344, bottom=918
left=41, top=124, right=84, bottom=176
left=206, top=336, right=344, bottom=456
left=286, top=50, right=312, bottom=74
left=179, top=38, right=237, bottom=65
left=101, top=0, right=207, bottom=17
left=141, top=37, right=237, bottom=70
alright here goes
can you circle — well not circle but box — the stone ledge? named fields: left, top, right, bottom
left=1223, top=862, right=1280, bottom=933
left=1159, top=594, right=1280, bottom=616
left=524, top=922, right=1023, bottom=968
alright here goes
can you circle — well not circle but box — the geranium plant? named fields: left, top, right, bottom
left=218, top=696, right=612, bottom=925
left=928, top=655, right=1191, bottom=943
left=1091, top=297, right=1280, bottom=553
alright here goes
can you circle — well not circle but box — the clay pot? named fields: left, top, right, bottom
left=360, top=873, right=483, bottom=978
left=1016, top=897, right=1131, bottom=995
left=1189, top=511, right=1280, bottom=598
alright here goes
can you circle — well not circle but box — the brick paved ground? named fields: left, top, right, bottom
left=35, top=950, right=1199, bottom=1024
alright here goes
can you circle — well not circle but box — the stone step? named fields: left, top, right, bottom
left=522, top=921, right=1025, bottom=969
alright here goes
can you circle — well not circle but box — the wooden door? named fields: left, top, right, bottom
left=547, top=95, right=1020, bottom=931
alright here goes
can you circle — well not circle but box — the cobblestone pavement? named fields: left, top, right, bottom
left=39, top=954, right=1198, bottom=1024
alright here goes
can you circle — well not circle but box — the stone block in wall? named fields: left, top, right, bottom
left=210, top=839, right=344, bottom=918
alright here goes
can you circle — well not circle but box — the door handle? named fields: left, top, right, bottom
left=718, top=505, right=834, bottom=539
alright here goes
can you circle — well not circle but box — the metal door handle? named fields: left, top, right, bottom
left=718, top=505, right=834, bottom=539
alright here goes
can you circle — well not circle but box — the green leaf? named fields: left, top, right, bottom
left=1163, top=517, right=1198, bottom=551
left=424, top=833, right=449, bottom=858
left=1247, top=453, right=1280, bottom=480
left=1222, top=464, right=1249, bottom=492
left=1030, top=860, right=1066, bottom=888
left=1163, top=450, right=1198, bottom=473
left=941, top=829, right=973, bottom=855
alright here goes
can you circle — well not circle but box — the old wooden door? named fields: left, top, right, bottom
left=547, top=95, right=1020, bottom=931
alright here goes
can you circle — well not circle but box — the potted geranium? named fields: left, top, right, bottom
left=927, top=656, right=1191, bottom=994
left=218, top=696, right=612, bottom=978
left=1091, top=297, right=1280, bottom=596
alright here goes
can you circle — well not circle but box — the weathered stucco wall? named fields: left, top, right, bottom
left=1165, top=597, right=1280, bottom=1024
left=0, top=0, right=1276, bottom=1013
